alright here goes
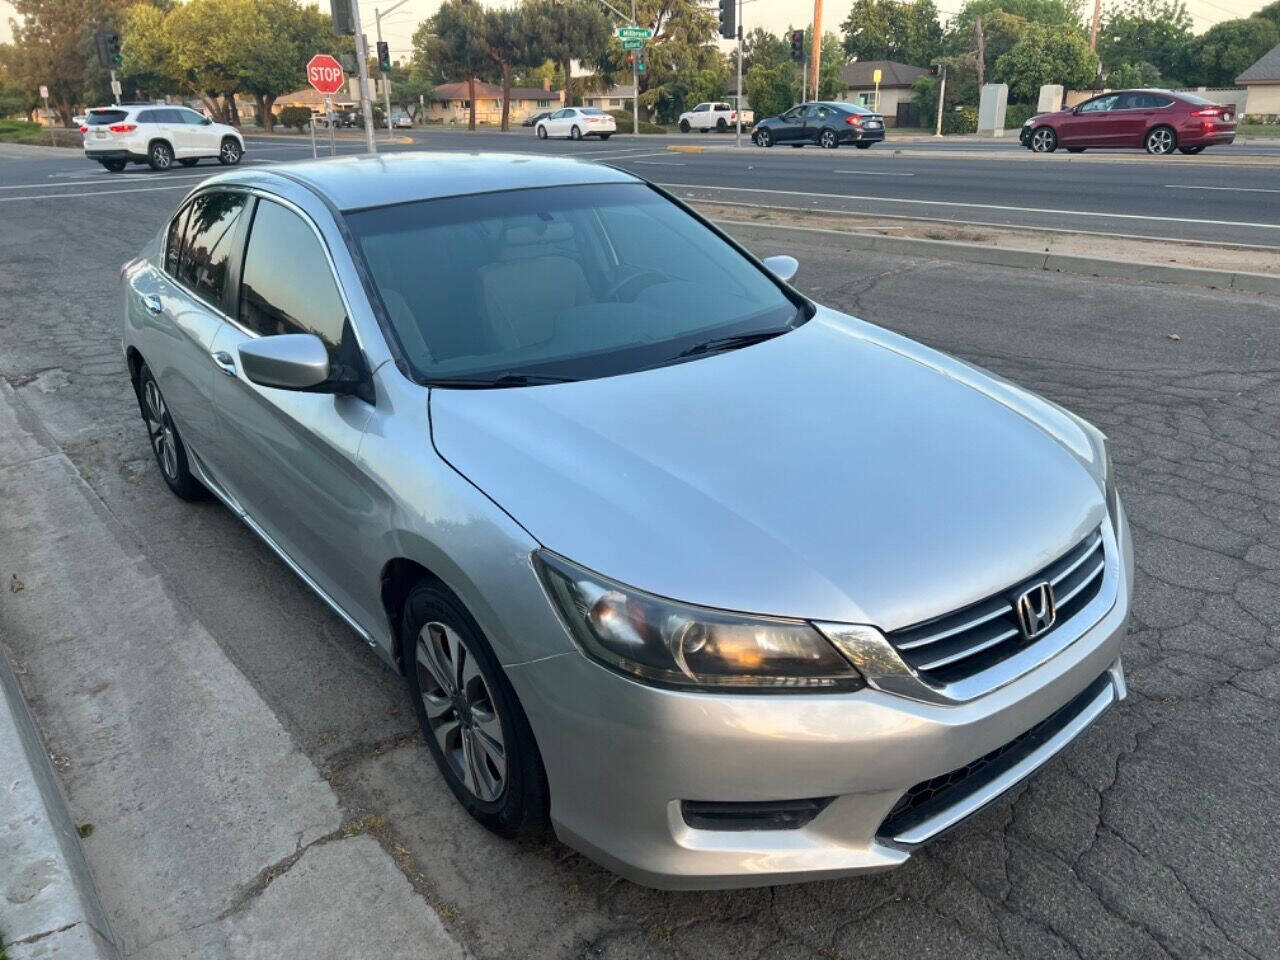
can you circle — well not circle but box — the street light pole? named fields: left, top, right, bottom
left=349, top=0, right=377, bottom=153
left=376, top=0, right=409, bottom=141
left=735, top=0, right=742, bottom=148
left=631, top=0, right=638, bottom=136
left=934, top=64, right=946, bottom=137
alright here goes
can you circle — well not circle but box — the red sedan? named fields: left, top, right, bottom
left=1020, top=90, right=1236, bottom=156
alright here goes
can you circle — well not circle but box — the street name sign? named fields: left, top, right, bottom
left=307, top=54, right=346, bottom=95
left=616, top=26, right=654, bottom=38
left=622, top=38, right=646, bottom=49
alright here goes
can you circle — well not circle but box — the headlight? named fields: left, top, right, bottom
left=1023, top=118, right=1034, bottom=126
left=536, top=552, right=865, bottom=692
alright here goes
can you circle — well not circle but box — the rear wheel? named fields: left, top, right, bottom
left=147, top=140, right=174, bottom=171
left=178, top=158, right=199, bottom=167
left=1029, top=126, right=1057, bottom=153
left=1145, top=125, right=1176, bottom=155
left=136, top=363, right=205, bottom=501
left=218, top=137, right=242, bottom=165
left=1179, top=145, right=1204, bottom=155
left=100, top=159, right=127, bottom=172
left=819, top=128, right=838, bottom=149
left=405, top=581, right=548, bottom=837
left=679, top=119, right=690, bottom=133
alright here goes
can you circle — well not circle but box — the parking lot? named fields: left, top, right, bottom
left=2, top=140, right=1279, bottom=959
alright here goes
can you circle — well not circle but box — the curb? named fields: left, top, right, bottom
left=0, top=640, right=121, bottom=959
left=711, top=216, right=1280, bottom=295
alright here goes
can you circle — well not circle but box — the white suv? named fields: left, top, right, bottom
left=81, top=105, right=245, bottom=172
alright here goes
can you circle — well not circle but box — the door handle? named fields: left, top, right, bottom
left=143, top=294, right=163, bottom=314
left=211, top=350, right=236, bottom=376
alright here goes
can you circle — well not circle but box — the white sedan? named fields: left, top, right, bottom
left=536, top=107, right=616, bottom=141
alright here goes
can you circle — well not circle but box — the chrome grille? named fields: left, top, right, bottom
left=887, top=529, right=1106, bottom=684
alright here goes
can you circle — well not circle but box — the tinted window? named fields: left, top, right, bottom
left=1078, top=95, right=1118, bottom=113
left=830, top=102, right=874, bottom=115
left=346, top=183, right=800, bottom=383
left=165, top=202, right=193, bottom=276
left=1150, top=95, right=1174, bottom=107
left=87, top=109, right=127, bottom=126
left=580, top=107, right=605, bottom=115
left=177, top=192, right=246, bottom=307
left=158, top=108, right=185, bottom=123
left=136, top=109, right=162, bottom=123
left=239, top=200, right=347, bottom=352
left=179, top=109, right=208, bottom=125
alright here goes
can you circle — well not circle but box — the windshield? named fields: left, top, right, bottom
left=345, top=183, right=802, bottom=384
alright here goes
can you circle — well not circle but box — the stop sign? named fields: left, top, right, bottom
left=307, top=54, right=345, bottom=95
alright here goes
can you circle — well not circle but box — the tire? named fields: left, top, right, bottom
left=404, top=580, right=548, bottom=837
left=1179, top=145, right=1204, bottom=155
left=147, top=140, right=174, bottom=171
left=1029, top=126, right=1057, bottom=153
left=1066, top=147, right=1085, bottom=153
left=716, top=118, right=727, bottom=132
left=178, top=158, right=199, bottom=167
left=855, top=142, right=872, bottom=149
left=100, top=159, right=127, bottom=172
left=570, top=125, right=582, bottom=140
left=136, top=363, right=205, bottom=501
left=1145, top=125, right=1176, bottom=155
left=599, top=133, right=611, bottom=140
left=756, top=128, right=773, bottom=147
left=679, top=119, right=690, bottom=133
left=218, top=137, right=242, bottom=166
left=819, top=128, right=838, bottom=149
left=536, top=125, right=547, bottom=139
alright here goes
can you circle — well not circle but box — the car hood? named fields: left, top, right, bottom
left=430, top=310, right=1106, bottom=630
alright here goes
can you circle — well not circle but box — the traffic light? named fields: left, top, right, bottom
left=929, top=63, right=940, bottom=76
left=95, top=31, right=122, bottom=68
left=376, top=40, right=391, bottom=72
left=718, top=0, right=736, bottom=40
left=635, top=48, right=646, bottom=73
left=789, top=30, right=804, bottom=63
left=330, top=0, right=355, bottom=36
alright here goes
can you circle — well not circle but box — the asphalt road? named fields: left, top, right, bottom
left=4, top=127, right=1279, bottom=248
left=1, top=141, right=1277, bottom=959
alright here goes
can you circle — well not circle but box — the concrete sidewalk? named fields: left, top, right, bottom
left=0, top=381, right=467, bottom=959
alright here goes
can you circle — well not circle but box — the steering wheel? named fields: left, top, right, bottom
left=604, top=268, right=667, bottom=303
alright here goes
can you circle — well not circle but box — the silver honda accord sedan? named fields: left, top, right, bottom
left=121, top=152, right=1132, bottom=889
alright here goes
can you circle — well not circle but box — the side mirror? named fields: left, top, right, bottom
left=201, top=117, right=213, bottom=126
left=238, top=334, right=330, bottom=390
left=762, top=255, right=799, bottom=283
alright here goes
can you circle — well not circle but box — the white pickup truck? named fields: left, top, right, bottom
left=678, top=101, right=754, bottom=133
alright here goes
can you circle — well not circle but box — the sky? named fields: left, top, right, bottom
left=0, top=0, right=1270, bottom=57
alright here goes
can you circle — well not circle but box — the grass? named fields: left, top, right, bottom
left=1238, top=123, right=1280, bottom=138
left=0, top=120, right=81, bottom=148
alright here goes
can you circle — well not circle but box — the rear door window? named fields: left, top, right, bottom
left=165, top=202, right=193, bottom=276
left=136, top=109, right=162, bottom=124
left=177, top=191, right=248, bottom=308
left=238, top=199, right=347, bottom=355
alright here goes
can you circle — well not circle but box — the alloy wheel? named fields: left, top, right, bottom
left=1030, top=128, right=1055, bottom=153
left=757, top=129, right=772, bottom=147
left=1146, top=127, right=1174, bottom=155
left=220, top=140, right=241, bottom=164
left=142, top=378, right=178, bottom=481
left=150, top=143, right=172, bottom=169
left=820, top=129, right=837, bottom=149
left=416, top=621, right=507, bottom=803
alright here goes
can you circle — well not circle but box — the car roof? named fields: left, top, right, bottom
left=198, top=151, right=641, bottom=212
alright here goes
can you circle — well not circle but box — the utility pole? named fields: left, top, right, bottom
left=735, top=1, right=743, bottom=148
left=1089, top=0, right=1101, bottom=51
left=349, top=0, right=377, bottom=153
left=974, top=17, right=984, bottom=88
left=375, top=0, right=408, bottom=141
left=934, top=64, right=946, bottom=137
left=809, top=0, right=822, bottom=103
left=632, top=0, right=639, bottom=136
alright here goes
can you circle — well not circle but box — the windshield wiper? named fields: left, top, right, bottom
left=674, top=328, right=791, bottom=360
left=425, top=373, right=579, bottom=389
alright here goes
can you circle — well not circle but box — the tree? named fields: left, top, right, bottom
left=1097, top=0, right=1191, bottom=83
left=976, top=12, right=1028, bottom=83
left=994, top=22, right=1097, bottom=100
left=841, top=0, right=942, bottom=66
left=385, top=65, right=433, bottom=121
left=1258, top=0, right=1280, bottom=29
left=1185, top=16, right=1279, bottom=86
left=744, top=61, right=794, bottom=120
left=524, top=0, right=610, bottom=108
left=415, top=0, right=491, bottom=130
left=479, top=6, right=541, bottom=131
left=165, top=0, right=254, bottom=121
left=119, top=3, right=180, bottom=100
left=7, top=0, right=112, bottom=124
left=239, top=0, right=336, bottom=132
left=631, top=0, right=726, bottom=121
left=743, top=27, right=788, bottom=71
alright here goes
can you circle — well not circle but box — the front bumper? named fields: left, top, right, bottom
left=508, top=507, right=1134, bottom=889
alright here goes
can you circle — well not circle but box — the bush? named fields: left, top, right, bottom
left=941, top=107, right=977, bottom=134
left=1004, top=103, right=1037, bottom=128
left=607, top=110, right=666, bottom=133
left=277, top=106, right=313, bottom=132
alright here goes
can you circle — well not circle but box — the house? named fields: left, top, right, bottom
left=580, top=85, right=634, bottom=111
left=838, top=60, right=929, bottom=127
left=1236, top=43, right=1280, bottom=118
left=424, top=79, right=563, bottom=125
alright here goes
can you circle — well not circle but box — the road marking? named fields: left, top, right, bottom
left=659, top=182, right=1280, bottom=231
left=832, top=170, right=915, bottom=176
left=1, top=173, right=209, bottom=191
left=630, top=160, right=686, bottom=166
left=0, top=183, right=195, bottom=202
left=1165, top=184, right=1280, bottom=194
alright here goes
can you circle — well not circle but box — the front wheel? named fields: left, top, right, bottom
left=756, top=129, right=773, bottom=147
left=147, top=140, right=174, bottom=171
left=1029, top=126, right=1057, bottom=153
left=536, top=125, right=547, bottom=139
left=679, top=119, right=690, bottom=133
left=570, top=125, right=582, bottom=141
left=1179, top=145, right=1204, bottom=155
left=405, top=581, right=548, bottom=837
left=136, top=363, right=205, bottom=501
left=218, top=138, right=242, bottom=165
left=1145, top=125, right=1176, bottom=155
left=819, top=128, right=838, bottom=149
